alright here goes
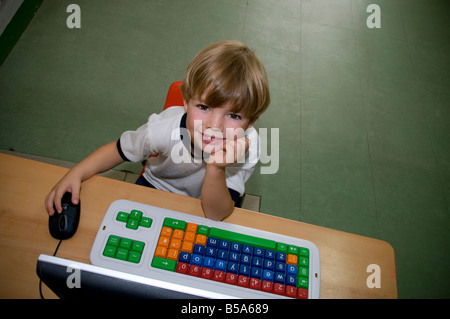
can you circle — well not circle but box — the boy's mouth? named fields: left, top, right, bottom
left=202, top=133, right=225, bottom=144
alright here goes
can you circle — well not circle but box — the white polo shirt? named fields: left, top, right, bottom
left=118, top=106, right=260, bottom=199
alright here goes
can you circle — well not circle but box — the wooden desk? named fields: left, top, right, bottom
left=0, top=153, right=397, bottom=298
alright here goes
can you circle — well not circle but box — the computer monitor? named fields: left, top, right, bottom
left=36, top=254, right=234, bottom=299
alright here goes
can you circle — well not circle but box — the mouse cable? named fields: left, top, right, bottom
left=39, top=239, right=63, bottom=299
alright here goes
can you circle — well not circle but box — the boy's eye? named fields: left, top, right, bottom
left=228, top=113, right=241, bottom=120
left=197, top=104, right=209, bottom=111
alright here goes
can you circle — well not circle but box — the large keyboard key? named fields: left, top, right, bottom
left=209, top=228, right=276, bottom=250
left=163, top=217, right=186, bottom=230
left=151, top=257, right=176, bottom=271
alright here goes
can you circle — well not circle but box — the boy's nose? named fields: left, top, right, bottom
left=206, top=113, right=223, bottom=131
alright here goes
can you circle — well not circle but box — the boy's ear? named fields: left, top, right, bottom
left=183, top=99, right=188, bottom=112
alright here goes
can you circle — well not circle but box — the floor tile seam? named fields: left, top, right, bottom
left=241, top=0, right=249, bottom=43
left=351, top=13, right=381, bottom=238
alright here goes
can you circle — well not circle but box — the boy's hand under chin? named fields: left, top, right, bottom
left=206, top=136, right=250, bottom=167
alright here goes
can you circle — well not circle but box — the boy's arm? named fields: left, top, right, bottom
left=201, top=164, right=235, bottom=221
left=201, top=136, right=250, bottom=220
left=45, top=141, right=124, bottom=215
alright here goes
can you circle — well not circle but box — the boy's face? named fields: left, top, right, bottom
left=183, top=91, right=256, bottom=153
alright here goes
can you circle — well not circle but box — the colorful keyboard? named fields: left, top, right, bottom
left=90, top=200, right=320, bottom=299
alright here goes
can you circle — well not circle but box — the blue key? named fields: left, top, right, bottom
left=203, top=256, right=215, bottom=268
left=217, top=249, right=228, bottom=260
left=254, top=247, right=264, bottom=257
left=262, top=269, right=273, bottom=281
left=229, top=251, right=239, bottom=262
left=193, top=244, right=205, bottom=255
left=207, top=237, right=218, bottom=247
left=219, top=240, right=230, bottom=250
left=205, top=247, right=216, bottom=257
left=239, top=264, right=250, bottom=276
left=179, top=251, right=191, bottom=263
left=251, top=267, right=262, bottom=279
left=191, top=254, right=203, bottom=266
left=252, top=256, right=263, bottom=268
left=242, top=244, right=253, bottom=255
left=240, top=254, right=251, bottom=265
left=215, top=259, right=226, bottom=271
left=231, top=242, right=241, bottom=252
left=264, top=259, right=274, bottom=270
left=274, top=272, right=285, bottom=284
left=227, top=261, right=238, bottom=274
left=287, top=264, right=297, bottom=275
left=286, top=274, right=297, bottom=286
left=276, top=252, right=286, bottom=262
left=265, top=249, right=275, bottom=260
left=275, top=262, right=286, bottom=272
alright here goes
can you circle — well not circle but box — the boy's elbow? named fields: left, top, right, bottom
left=201, top=199, right=234, bottom=221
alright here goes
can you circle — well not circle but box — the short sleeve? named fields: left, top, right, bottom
left=118, top=106, right=185, bottom=163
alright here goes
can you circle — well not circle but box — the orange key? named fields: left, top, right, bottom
left=184, top=232, right=196, bottom=242
left=158, top=236, right=170, bottom=248
left=155, top=246, right=167, bottom=258
left=186, top=223, right=198, bottom=233
left=170, top=238, right=182, bottom=250
left=167, top=248, right=179, bottom=261
left=160, top=227, right=172, bottom=237
left=287, top=254, right=298, bottom=265
left=195, top=234, right=207, bottom=245
left=181, top=241, right=193, bottom=253
left=173, top=229, right=184, bottom=240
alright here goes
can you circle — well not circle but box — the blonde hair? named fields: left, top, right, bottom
left=181, top=40, right=270, bottom=121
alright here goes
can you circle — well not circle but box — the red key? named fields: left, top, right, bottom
left=237, top=275, right=248, bottom=287
left=188, top=264, right=201, bottom=277
left=213, top=270, right=225, bottom=282
left=274, top=283, right=285, bottom=295
left=249, top=278, right=260, bottom=290
left=297, top=288, right=308, bottom=299
left=176, top=262, right=188, bottom=274
left=261, top=280, right=273, bottom=293
left=200, top=268, right=213, bottom=280
left=225, top=273, right=237, bottom=285
left=285, top=285, right=297, bottom=298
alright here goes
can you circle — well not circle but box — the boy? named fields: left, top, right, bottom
left=45, top=40, right=270, bottom=221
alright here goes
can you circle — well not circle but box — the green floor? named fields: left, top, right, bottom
left=1, top=0, right=449, bottom=298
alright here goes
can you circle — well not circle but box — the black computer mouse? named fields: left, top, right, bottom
left=49, top=192, right=80, bottom=240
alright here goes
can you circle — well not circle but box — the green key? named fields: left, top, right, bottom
left=299, top=247, right=309, bottom=257
left=151, top=257, right=176, bottom=271
left=126, top=218, right=139, bottom=230
left=163, top=217, right=186, bottom=230
left=197, top=225, right=209, bottom=236
left=130, top=209, right=143, bottom=220
left=103, top=245, right=116, bottom=258
left=299, top=256, right=309, bottom=267
left=128, top=251, right=142, bottom=263
left=107, top=235, right=121, bottom=247
left=119, top=238, right=132, bottom=250
left=140, top=217, right=152, bottom=228
left=115, top=248, right=128, bottom=261
left=131, top=241, right=145, bottom=253
left=116, top=212, right=129, bottom=223
left=288, top=245, right=299, bottom=255
left=276, top=242, right=288, bottom=253
left=299, top=266, right=309, bottom=278
left=297, top=277, right=309, bottom=289
left=209, top=227, right=276, bottom=250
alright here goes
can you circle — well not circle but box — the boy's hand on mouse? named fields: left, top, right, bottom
left=45, top=173, right=81, bottom=216
left=206, top=136, right=250, bottom=168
